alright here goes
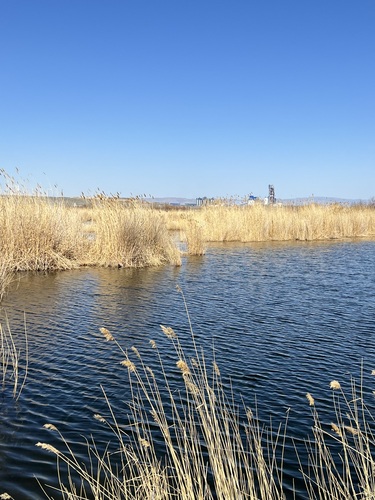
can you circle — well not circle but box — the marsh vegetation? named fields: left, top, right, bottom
left=1, top=172, right=375, bottom=498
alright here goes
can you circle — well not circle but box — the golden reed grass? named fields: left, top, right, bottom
left=164, top=202, right=375, bottom=243
left=0, top=193, right=181, bottom=295
left=35, top=294, right=375, bottom=499
left=85, top=197, right=181, bottom=267
left=37, top=329, right=375, bottom=499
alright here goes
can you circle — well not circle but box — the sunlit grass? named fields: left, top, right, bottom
left=35, top=290, right=375, bottom=499
left=164, top=202, right=375, bottom=243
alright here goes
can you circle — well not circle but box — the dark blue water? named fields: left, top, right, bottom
left=1, top=240, right=375, bottom=499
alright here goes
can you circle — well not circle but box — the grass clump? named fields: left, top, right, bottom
left=85, top=197, right=181, bottom=267
left=0, top=194, right=84, bottom=272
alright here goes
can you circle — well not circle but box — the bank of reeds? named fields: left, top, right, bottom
left=36, top=293, right=375, bottom=499
left=85, top=197, right=181, bottom=267
left=0, top=194, right=84, bottom=272
left=165, top=203, right=375, bottom=243
left=0, top=193, right=181, bottom=281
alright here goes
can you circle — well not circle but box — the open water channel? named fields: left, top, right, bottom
left=0, top=240, right=375, bottom=499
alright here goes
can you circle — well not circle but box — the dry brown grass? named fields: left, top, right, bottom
left=0, top=192, right=181, bottom=290
left=164, top=203, right=375, bottom=243
left=0, top=195, right=84, bottom=271
left=85, top=197, right=181, bottom=267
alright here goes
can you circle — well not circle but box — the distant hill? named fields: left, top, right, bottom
left=280, top=196, right=368, bottom=205
left=146, top=196, right=371, bottom=206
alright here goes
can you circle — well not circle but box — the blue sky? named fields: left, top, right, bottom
left=1, top=1, right=374, bottom=200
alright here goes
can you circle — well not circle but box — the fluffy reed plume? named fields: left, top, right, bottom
left=160, top=324, right=177, bottom=339
left=99, top=327, right=115, bottom=341
left=330, top=380, right=341, bottom=390
left=163, top=202, right=375, bottom=243
left=306, top=392, right=315, bottom=406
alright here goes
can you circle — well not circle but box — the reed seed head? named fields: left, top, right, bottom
left=344, top=425, right=359, bottom=436
left=177, top=359, right=190, bottom=376
left=139, top=437, right=150, bottom=448
left=371, top=370, right=375, bottom=376
left=306, top=393, right=315, bottom=406
left=149, top=339, right=157, bottom=349
left=0, top=494, right=13, bottom=499
left=43, top=423, right=58, bottom=431
left=99, top=327, right=115, bottom=341
left=36, top=442, right=60, bottom=455
left=160, top=324, right=177, bottom=339
left=330, top=380, right=341, bottom=390
left=213, top=362, right=221, bottom=377
left=330, top=423, right=342, bottom=436
left=94, top=414, right=106, bottom=423
left=121, top=359, right=136, bottom=372
left=185, top=380, right=200, bottom=396
left=131, top=346, right=141, bottom=359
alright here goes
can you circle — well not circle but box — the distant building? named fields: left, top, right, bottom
left=196, top=197, right=215, bottom=206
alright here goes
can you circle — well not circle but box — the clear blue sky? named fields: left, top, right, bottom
left=1, top=1, right=374, bottom=200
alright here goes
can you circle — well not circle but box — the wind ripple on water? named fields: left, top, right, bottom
left=0, top=241, right=375, bottom=498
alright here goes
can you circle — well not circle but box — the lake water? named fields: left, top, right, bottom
left=1, top=240, right=375, bottom=499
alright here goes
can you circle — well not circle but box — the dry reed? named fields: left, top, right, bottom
left=85, top=197, right=181, bottom=267
left=37, top=291, right=287, bottom=499
left=0, top=313, right=28, bottom=400
left=299, top=368, right=375, bottom=499
left=35, top=296, right=375, bottom=499
left=164, top=203, right=375, bottom=243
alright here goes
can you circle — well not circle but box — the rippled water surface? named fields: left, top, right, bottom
left=1, top=240, right=375, bottom=498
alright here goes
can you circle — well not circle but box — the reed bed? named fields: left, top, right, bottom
left=164, top=203, right=375, bottom=243
left=35, top=291, right=375, bottom=499
left=0, top=193, right=181, bottom=281
left=85, top=197, right=181, bottom=267
left=0, top=195, right=84, bottom=272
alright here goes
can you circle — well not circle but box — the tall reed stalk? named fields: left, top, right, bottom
left=35, top=296, right=375, bottom=499
left=0, top=314, right=28, bottom=400
left=36, top=290, right=287, bottom=499
left=300, top=373, right=375, bottom=499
